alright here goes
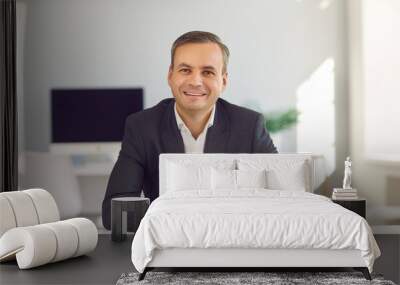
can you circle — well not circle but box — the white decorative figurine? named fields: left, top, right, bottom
left=342, top=156, right=352, bottom=189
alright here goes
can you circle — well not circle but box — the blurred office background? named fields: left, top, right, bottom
left=14, top=0, right=400, bottom=227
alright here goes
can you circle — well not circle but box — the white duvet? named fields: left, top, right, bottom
left=131, top=190, right=380, bottom=273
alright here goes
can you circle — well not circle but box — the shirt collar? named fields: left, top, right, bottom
left=174, top=102, right=216, bottom=131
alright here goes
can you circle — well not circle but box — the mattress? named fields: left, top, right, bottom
left=131, top=190, right=381, bottom=273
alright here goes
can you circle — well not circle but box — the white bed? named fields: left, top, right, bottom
left=131, top=154, right=380, bottom=280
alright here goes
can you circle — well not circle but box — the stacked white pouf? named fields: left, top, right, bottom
left=0, top=189, right=98, bottom=269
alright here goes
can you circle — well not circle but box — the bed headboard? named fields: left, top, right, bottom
left=159, top=153, right=327, bottom=195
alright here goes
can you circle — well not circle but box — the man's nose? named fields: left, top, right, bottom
left=188, top=71, right=203, bottom=86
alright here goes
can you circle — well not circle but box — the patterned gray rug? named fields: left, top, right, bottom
left=116, top=271, right=396, bottom=285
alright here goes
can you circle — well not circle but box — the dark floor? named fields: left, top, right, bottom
left=1, top=234, right=399, bottom=285
left=0, top=235, right=134, bottom=285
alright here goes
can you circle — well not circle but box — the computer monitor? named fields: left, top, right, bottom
left=50, top=88, right=143, bottom=156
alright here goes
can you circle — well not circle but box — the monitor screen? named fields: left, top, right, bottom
left=51, top=88, right=143, bottom=143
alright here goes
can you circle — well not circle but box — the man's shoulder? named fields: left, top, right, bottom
left=125, top=98, right=173, bottom=125
left=124, top=97, right=262, bottom=128
left=218, top=98, right=263, bottom=121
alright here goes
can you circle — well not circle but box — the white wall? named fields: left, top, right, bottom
left=363, top=0, right=400, bottom=161
left=20, top=0, right=348, bottom=154
left=348, top=0, right=400, bottom=225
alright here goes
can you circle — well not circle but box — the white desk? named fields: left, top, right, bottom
left=69, top=153, right=116, bottom=176
left=69, top=156, right=116, bottom=227
left=73, top=162, right=114, bottom=176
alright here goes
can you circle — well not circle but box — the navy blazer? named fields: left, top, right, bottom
left=102, top=98, right=277, bottom=230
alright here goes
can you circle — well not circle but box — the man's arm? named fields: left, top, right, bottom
left=102, top=116, right=145, bottom=230
left=252, top=113, right=278, bottom=153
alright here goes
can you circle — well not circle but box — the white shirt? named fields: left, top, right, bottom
left=174, top=103, right=216, bottom=153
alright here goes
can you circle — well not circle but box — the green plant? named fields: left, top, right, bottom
left=265, top=109, right=300, bottom=134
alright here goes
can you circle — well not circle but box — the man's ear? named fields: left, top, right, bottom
left=221, top=72, right=228, bottom=92
left=167, top=65, right=173, bottom=85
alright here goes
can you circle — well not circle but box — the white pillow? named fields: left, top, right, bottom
left=211, top=169, right=268, bottom=190
left=166, top=162, right=212, bottom=191
left=238, top=158, right=310, bottom=191
left=165, top=158, right=236, bottom=193
left=236, top=169, right=267, bottom=188
left=211, top=168, right=237, bottom=190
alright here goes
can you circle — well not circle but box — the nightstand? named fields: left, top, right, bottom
left=111, top=197, right=150, bottom=242
left=332, top=198, right=366, bottom=218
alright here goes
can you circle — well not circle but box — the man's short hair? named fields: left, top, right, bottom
left=170, top=31, right=230, bottom=74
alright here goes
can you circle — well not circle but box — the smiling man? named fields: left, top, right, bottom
left=169, top=40, right=228, bottom=144
left=102, top=31, right=277, bottom=230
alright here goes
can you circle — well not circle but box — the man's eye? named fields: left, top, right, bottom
left=203, top=71, right=214, bottom=76
left=179, top=69, right=190, bottom=73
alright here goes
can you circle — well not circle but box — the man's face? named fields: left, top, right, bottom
left=168, top=42, right=228, bottom=114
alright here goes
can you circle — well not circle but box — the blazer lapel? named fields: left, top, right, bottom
left=160, top=100, right=185, bottom=153
left=204, top=99, right=229, bottom=153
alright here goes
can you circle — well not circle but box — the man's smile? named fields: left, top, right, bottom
left=183, top=91, right=207, bottom=97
